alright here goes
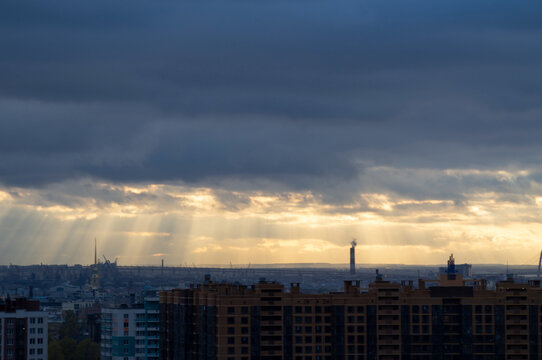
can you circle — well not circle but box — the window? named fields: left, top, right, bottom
left=30, top=349, right=35, bottom=355
left=228, top=327, right=235, bottom=335
left=228, top=337, right=235, bottom=345
left=241, top=327, right=248, bottom=334
left=124, top=314, right=129, bottom=319
left=241, top=317, right=248, bottom=324
left=241, top=307, right=249, bottom=314
left=227, top=317, right=235, bottom=325
left=30, top=338, right=36, bottom=344
left=30, top=318, right=36, bottom=324
left=315, top=326, right=322, bottom=333
left=305, top=306, right=312, bottom=314
left=38, top=328, right=43, bottom=334
left=37, top=338, right=43, bottom=344
left=227, top=307, right=235, bottom=314
left=485, top=325, right=493, bottom=333
left=37, top=318, right=43, bottom=324
left=37, top=349, right=43, bottom=355
left=357, top=335, right=364, bottom=342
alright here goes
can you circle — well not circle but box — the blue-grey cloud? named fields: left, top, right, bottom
left=1, top=0, right=542, bottom=193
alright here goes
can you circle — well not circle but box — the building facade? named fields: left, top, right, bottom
left=0, top=298, right=48, bottom=360
left=160, top=256, right=542, bottom=360
left=101, top=298, right=160, bottom=360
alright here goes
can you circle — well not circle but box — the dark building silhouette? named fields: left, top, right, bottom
left=160, top=255, right=542, bottom=360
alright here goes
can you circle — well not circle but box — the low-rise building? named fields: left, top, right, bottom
left=101, top=298, right=159, bottom=360
left=0, top=298, right=48, bottom=360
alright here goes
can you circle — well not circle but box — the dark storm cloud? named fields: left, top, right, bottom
left=1, top=0, right=542, bottom=190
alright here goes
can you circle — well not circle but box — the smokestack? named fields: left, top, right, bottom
left=350, top=238, right=357, bottom=275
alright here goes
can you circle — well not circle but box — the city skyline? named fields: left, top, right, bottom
left=2, top=0, right=542, bottom=265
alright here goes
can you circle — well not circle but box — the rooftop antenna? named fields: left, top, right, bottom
left=538, top=250, right=542, bottom=279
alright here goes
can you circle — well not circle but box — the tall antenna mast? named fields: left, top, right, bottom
left=538, top=250, right=542, bottom=279
left=94, top=238, right=97, bottom=266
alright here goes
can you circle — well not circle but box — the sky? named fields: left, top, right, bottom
left=1, top=0, right=542, bottom=266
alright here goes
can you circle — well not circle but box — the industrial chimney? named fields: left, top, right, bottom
left=350, top=239, right=357, bottom=275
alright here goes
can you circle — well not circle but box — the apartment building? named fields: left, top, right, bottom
left=101, top=298, right=159, bottom=360
left=0, top=298, right=48, bottom=360
left=160, top=255, right=542, bottom=360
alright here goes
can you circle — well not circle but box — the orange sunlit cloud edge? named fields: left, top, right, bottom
left=0, top=166, right=541, bottom=266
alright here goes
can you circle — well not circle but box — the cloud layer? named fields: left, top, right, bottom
left=1, top=0, right=542, bottom=264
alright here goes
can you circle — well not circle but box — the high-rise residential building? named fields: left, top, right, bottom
left=160, top=255, right=542, bottom=360
left=101, top=298, right=160, bottom=360
left=0, top=298, right=48, bottom=360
